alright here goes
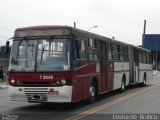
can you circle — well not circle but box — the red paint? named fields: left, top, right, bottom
left=9, top=60, right=115, bottom=102
left=8, top=72, right=72, bottom=87
left=101, top=66, right=107, bottom=91
left=8, top=60, right=115, bottom=102
left=71, top=61, right=101, bottom=102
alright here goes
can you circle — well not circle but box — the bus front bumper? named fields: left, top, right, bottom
left=9, top=86, right=72, bottom=103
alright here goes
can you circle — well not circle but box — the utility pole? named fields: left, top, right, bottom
left=142, top=19, right=146, bottom=47
left=74, top=22, right=76, bottom=28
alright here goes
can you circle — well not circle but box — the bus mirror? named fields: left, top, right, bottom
left=6, top=41, right=10, bottom=54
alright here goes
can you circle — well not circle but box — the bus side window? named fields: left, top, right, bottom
left=139, top=50, right=143, bottom=63
left=88, top=38, right=98, bottom=61
left=143, top=51, right=147, bottom=63
left=109, top=43, right=113, bottom=60
left=141, top=50, right=144, bottom=63
left=88, top=38, right=97, bottom=48
left=120, top=45, right=125, bottom=62
left=117, top=44, right=120, bottom=61
left=75, top=40, right=81, bottom=59
left=125, top=46, right=129, bottom=61
left=113, top=44, right=118, bottom=61
left=74, top=39, right=87, bottom=68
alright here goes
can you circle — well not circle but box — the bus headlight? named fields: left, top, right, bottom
left=61, top=79, right=66, bottom=85
left=10, top=79, right=16, bottom=85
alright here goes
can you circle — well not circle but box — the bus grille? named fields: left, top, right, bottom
left=23, top=82, right=49, bottom=85
left=24, top=88, right=48, bottom=102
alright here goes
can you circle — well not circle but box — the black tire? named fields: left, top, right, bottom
left=88, top=81, right=96, bottom=103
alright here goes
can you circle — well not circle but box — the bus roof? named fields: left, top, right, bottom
left=15, top=25, right=150, bottom=52
left=16, top=25, right=71, bottom=31
left=132, top=45, right=151, bottom=52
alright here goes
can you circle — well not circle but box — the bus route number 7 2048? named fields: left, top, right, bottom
left=40, top=75, right=54, bottom=80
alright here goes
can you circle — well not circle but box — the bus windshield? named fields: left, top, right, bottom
left=10, top=39, right=70, bottom=72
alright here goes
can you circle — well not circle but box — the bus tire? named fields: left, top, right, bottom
left=88, top=80, right=97, bottom=103
left=141, top=73, right=147, bottom=87
left=120, top=76, right=126, bottom=92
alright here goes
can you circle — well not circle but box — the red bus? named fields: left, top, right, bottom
left=8, top=26, right=152, bottom=103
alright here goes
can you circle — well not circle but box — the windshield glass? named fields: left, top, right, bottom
left=10, top=40, right=37, bottom=71
left=36, top=39, right=70, bottom=71
left=10, top=39, right=70, bottom=72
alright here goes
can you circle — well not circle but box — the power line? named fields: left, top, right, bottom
left=0, top=27, right=13, bottom=32
left=0, top=36, right=9, bottom=39
left=0, top=36, right=12, bottom=41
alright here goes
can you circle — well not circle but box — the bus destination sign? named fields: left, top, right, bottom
left=15, top=29, right=70, bottom=37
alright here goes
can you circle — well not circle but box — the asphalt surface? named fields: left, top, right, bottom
left=0, top=74, right=160, bottom=120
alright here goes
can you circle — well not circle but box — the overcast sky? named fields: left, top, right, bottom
left=0, top=0, right=160, bottom=45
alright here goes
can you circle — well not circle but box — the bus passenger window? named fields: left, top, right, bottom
left=117, top=45, right=120, bottom=61
left=113, top=44, right=118, bottom=61
left=120, top=46, right=124, bottom=61
left=88, top=38, right=97, bottom=48
left=109, top=43, right=113, bottom=60
left=88, top=38, right=98, bottom=61
left=74, top=39, right=87, bottom=68
left=146, top=52, right=150, bottom=63
left=125, top=46, right=128, bottom=61
left=75, top=40, right=86, bottom=59
left=139, top=50, right=143, bottom=63
left=143, top=52, right=147, bottom=63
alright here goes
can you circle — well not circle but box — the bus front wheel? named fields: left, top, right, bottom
left=88, top=81, right=96, bottom=103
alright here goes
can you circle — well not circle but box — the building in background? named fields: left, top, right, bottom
left=143, top=34, right=160, bottom=70
left=142, top=20, right=160, bottom=70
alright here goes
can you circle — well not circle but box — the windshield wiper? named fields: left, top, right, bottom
left=40, top=45, right=45, bottom=64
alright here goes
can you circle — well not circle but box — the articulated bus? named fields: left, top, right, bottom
left=8, top=26, right=152, bottom=103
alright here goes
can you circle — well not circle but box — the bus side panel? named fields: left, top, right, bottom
left=139, top=63, right=144, bottom=83
left=113, top=62, right=130, bottom=90
left=147, top=67, right=153, bottom=83
left=139, top=63, right=152, bottom=83
left=71, top=62, right=101, bottom=102
left=71, top=74, right=89, bottom=102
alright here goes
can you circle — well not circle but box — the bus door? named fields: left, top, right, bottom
left=134, top=49, right=139, bottom=83
left=99, top=41, right=108, bottom=91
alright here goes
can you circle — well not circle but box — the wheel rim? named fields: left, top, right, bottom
left=121, top=81, right=125, bottom=90
left=143, top=79, right=146, bottom=85
left=89, top=84, right=95, bottom=98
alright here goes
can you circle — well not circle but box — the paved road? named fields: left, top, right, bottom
left=0, top=74, right=160, bottom=120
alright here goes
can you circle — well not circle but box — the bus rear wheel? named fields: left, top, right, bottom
left=120, top=78, right=126, bottom=92
left=141, top=74, right=146, bottom=87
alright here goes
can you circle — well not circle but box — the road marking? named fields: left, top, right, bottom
left=66, top=84, right=160, bottom=120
